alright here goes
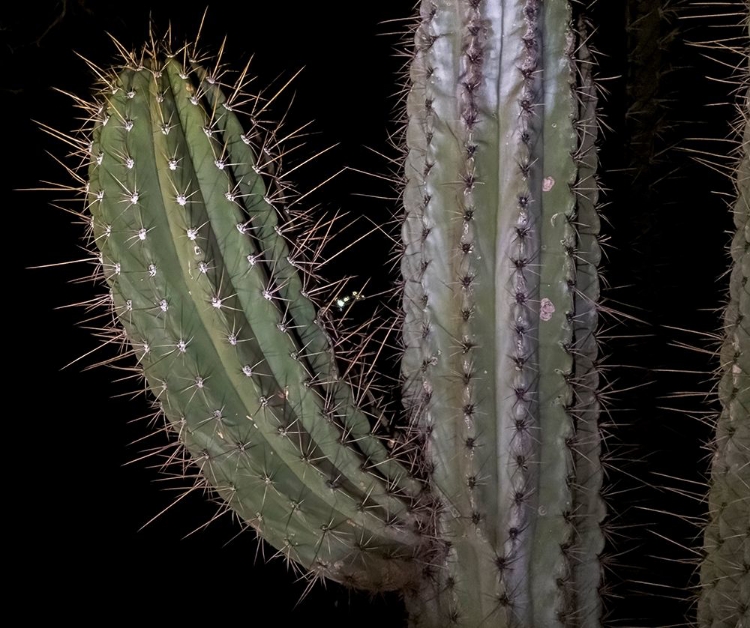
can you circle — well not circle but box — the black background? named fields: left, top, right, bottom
left=3, top=1, right=746, bottom=625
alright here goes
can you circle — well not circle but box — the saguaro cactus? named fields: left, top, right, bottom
left=42, top=0, right=749, bottom=626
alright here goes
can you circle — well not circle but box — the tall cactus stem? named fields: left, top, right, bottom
left=697, top=19, right=750, bottom=625
left=401, top=1, right=605, bottom=625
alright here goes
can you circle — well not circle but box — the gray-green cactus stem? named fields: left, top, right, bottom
left=401, top=1, right=605, bottom=625
left=696, top=38, right=749, bottom=627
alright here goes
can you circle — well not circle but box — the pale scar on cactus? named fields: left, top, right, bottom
left=39, top=1, right=749, bottom=627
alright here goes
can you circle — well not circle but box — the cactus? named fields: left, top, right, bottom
left=27, top=0, right=748, bottom=626
left=696, top=21, right=750, bottom=626
left=56, top=2, right=610, bottom=622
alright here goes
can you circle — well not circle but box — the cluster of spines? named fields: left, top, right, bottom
left=51, top=35, right=438, bottom=592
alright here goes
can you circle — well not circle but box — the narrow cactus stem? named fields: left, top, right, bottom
left=625, top=0, right=681, bottom=174
left=401, top=1, right=605, bottom=625
left=697, top=27, right=750, bottom=625
left=86, top=48, right=424, bottom=591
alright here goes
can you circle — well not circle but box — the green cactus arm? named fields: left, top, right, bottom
left=160, top=58, right=421, bottom=516
left=190, top=62, right=423, bottom=500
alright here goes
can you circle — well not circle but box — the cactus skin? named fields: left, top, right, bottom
left=697, top=34, right=750, bottom=626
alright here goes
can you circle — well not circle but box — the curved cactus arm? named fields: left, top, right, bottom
left=84, top=47, right=426, bottom=591
left=697, top=36, right=750, bottom=626
left=402, top=1, right=605, bottom=625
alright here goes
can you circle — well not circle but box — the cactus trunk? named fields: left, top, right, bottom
left=401, top=1, right=605, bottom=625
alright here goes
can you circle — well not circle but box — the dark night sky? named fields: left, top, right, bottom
left=3, top=2, right=745, bottom=625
